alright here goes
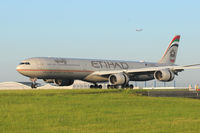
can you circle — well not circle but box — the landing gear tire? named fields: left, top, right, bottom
left=90, top=85, right=94, bottom=88
left=122, top=84, right=134, bottom=89
left=107, top=85, right=110, bottom=89
left=107, top=85, right=118, bottom=89
left=129, top=84, right=134, bottom=89
left=31, top=83, right=37, bottom=89
left=98, top=85, right=102, bottom=89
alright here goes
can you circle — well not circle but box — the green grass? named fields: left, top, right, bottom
left=0, top=89, right=200, bottom=133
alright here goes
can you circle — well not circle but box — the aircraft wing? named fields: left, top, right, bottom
left=91, top=64, right=200, bottom=76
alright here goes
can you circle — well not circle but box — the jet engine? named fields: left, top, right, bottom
left=154, top=69, right=175, bottom=82
left=54, top=79, right=74, bottom=86
left=109, top=73, right=129, bottom=85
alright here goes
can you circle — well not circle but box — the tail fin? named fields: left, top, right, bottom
left=158, top=35, right=180, bottom=65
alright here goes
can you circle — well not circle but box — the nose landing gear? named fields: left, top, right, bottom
left=30, top=78, right=37, bottom=89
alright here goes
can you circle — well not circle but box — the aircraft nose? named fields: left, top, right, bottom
left=16, top=60, right=32, bottom=77
left=16, top=64, right=28, bottom=76
left=16, top=65, right=21, bottom=72
left=16, top=65, right=23, bottom=73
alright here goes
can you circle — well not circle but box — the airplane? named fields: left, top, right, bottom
left=136, top=29, right=143, bottom=32
left=16, top=35, right=200, bottom=89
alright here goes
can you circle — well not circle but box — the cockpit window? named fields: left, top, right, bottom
left=20, top=62, right=30, bottom=65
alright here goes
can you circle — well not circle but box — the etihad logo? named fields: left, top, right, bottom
left=91, top=61, right=129, bottom=69
left=169, top=48, right=176, bottom=63
left=170, top=49, right=176, bottom=57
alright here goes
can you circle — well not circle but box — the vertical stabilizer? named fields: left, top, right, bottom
left=159, top=35, right=180, bottom=65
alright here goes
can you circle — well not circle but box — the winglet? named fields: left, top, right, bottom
left=159, top=35, right=181, bottom=65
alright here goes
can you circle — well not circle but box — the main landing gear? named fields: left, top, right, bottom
left=90, top=84, right=102, bottom=89
left=107, top=84, right=134, bottom=89
left=89, top=84, right=134, bottom=89
left=30, top=78, right=37, bottom=89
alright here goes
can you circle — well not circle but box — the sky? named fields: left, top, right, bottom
left=0, top=0, right=200, bottom=87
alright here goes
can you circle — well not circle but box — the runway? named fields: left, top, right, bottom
left=1, top=82, right=199, bottom=99
left=140, top=90, right=200, bottom=99
left=0, top=82, right=73, bottom=90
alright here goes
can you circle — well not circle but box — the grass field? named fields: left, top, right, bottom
left=0, top=89, right=200, bottom=133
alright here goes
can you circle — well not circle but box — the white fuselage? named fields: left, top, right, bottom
left=16, top=57, right=167, bottom=83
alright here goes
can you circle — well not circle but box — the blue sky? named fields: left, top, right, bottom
left=1, top=0, right=200, bottom=86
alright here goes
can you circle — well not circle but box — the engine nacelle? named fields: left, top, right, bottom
left=154, top=69, right=175, bottom=82
left=54, top=79, right=74, bottom=86
left=109, top=73, right=129, bottom=85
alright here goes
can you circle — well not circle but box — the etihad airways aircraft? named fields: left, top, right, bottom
left=16, top=35, right=200, bottom=88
